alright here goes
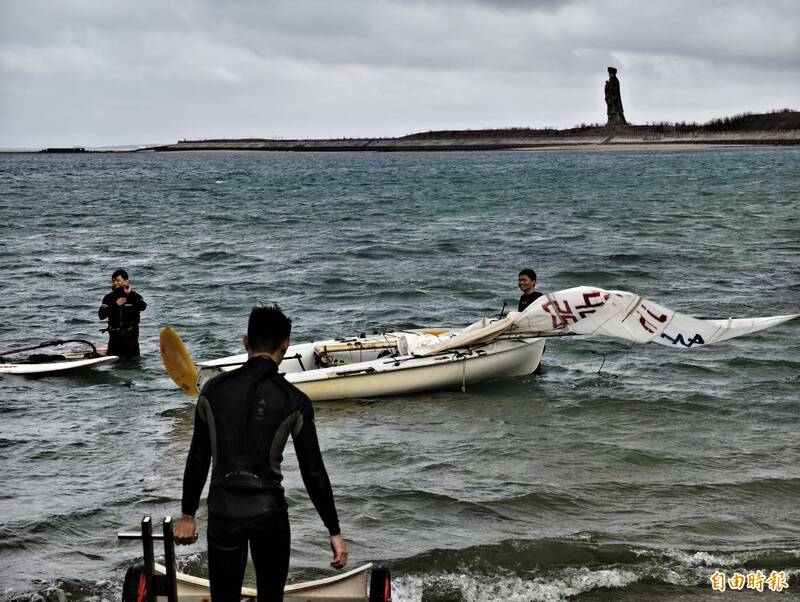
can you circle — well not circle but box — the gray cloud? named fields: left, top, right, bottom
left=0, top=0, right=797, bottom=147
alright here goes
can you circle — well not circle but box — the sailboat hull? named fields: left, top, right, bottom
left=197, top=332, right=545, bottom=401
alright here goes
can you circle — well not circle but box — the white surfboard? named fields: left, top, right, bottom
left=0, top=355, right=118, bottom=375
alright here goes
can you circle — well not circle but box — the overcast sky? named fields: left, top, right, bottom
left=1, top=0, right=798, bottom=148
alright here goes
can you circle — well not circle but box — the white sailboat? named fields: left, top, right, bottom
left=161, top=286, right=797, bottom=401
left=193, top=329, right=547, bottom=401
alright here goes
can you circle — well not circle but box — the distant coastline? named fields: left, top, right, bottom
left=143, top=131, right=799, bottom=154
left=142, top=110, right=800, bottom=153
left=19, top=109, right=800, bottom=153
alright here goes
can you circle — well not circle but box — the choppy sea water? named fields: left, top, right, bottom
left=0, top=148, right=798, bottom=602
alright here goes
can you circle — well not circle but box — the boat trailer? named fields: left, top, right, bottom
left=118, top=516, right=391, bottom=601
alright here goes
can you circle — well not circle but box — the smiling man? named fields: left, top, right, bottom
left=517, top=269, right=543, bottom=312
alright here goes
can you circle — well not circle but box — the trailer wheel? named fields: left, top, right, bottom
left=369, top=565, right=391, bottom=602
left=122, top=565, right=148, bottom=602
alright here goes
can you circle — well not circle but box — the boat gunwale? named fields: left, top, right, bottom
left=153, top=561, right=373, bottom=596
left=196, top=337, right=544, bottom=385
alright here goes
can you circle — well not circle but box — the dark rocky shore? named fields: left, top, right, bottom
left=144, top=110, right=800, bottom=153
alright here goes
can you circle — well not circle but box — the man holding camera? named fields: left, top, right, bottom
left=98, top=268, right=147, bottom=359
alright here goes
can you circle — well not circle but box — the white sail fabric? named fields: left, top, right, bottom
left=417, top=286, right=798, bottom=356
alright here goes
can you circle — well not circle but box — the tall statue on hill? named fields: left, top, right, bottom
left=605, top=67, right=627, bottom=125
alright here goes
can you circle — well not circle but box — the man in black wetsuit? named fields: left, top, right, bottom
left=98, top=269, right=146, bottom=359
left=518, top=268, right=543, bottom=312
left=174, top=305, right=347, bottom=601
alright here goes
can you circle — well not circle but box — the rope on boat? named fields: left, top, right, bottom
left=452, top=349, right=474, bottom=393
left=591, top=341, right=636, bottom=379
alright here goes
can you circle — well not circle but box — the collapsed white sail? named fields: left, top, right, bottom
left=417, top=286, right=799, bottom=356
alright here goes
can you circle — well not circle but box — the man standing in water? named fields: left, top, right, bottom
left=98, top=269, right=146, bottom=359
left=175, top=305, right=347, bottom=601
left=518, top=268, right=543, bottom=312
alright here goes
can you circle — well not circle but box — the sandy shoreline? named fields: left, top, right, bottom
left=136, top=142, right=791, bottom=155
left=142, top=131, right=799, bottom=153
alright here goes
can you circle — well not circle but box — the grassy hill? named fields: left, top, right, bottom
left=402, top=109, right=800, bottom=140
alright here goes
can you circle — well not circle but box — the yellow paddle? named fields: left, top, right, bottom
left=159, top=326, right=200, bottom=396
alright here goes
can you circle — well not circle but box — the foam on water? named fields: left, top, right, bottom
left=390, top=569, right=641, bottom=602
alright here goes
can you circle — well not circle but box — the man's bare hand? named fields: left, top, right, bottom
left=174, top=514, right=198, bottom=545
left=329, top=534, right=348, bottom=569
left=115, top=297, right=127, bottom=305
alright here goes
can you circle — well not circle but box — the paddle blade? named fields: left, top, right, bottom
left=160, top=326, right=200, bottom=396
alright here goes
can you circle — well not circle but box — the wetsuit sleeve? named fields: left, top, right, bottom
left=129, top=291, right=146, bottom=312
left=98, top=292, right=113, bottom=320
left=292, top=401, right=340, bottom=536
left=181, top=397, right=212, bottom=516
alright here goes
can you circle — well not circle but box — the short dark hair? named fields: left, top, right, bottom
left=519, top=269, right=537, bottom=281
left=248, top=305, right=292, bottom=353
left=112, top=269, right=129, bottom=280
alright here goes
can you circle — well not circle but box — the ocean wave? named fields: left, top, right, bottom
left=349, top=244, right=431, bottom=260
left=484, top=490, right=590, bottom=517
left=194, top=250, right=239, bottom=262
left=659, top=547, right=800, bottom=569
left=391, top=567, right=639, bottom=602
left=601, top=445, right=685, bottom=467
left=394, top=538, right=643, bottom=573
left=2, top=506, right=106, bottom=541
left=579, top=477, right=800, bottom=504
left=387, top=540, right=800, bottom=601
left=1, top=577, right=120, bottom=602
left=725, top=356, right=800, bottom=371
left=333, top=485, right=510, bottom=524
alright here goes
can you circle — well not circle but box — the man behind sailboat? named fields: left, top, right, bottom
left=518, top=269, right=543, bottom=311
